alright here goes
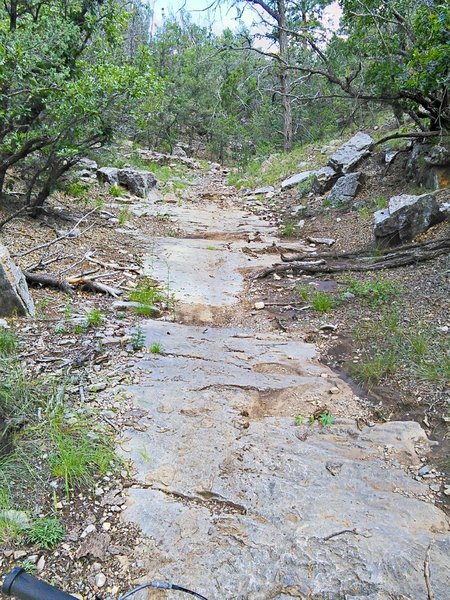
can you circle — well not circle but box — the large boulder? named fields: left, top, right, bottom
left=117, top=168, right=157, bottom=199
left=312, top=165, right=338, bottom=194
left=281, top=170, right=315, bottom=191
left=374, top=193, right=443, bottom=244
left=407, top=142, right=450, bottom=190
left=329, top=132, right=373, bottom=174
left=327, top=172, right=361, bottom=206
left=0, top=244, right=35, bottom=317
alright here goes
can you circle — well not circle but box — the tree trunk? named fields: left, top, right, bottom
left=278, top=0, right=292, bottom=152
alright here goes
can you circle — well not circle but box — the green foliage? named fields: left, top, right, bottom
left=311, top=291, right=333, bottom=313
left=66, top=182, right=90, bottom=199
left=27, top=517, right=65, bottom=549
left=344, top=275, right=401, bottom=308
left=118, top=207, right=132, bottom=225
left=318, top=411, right=335, bottom=426
left=280, top=222, right=296, bottom=237
left=109, top=184, right=125, bottom=197
left=149, top=342, right=163, bottom=354
left=85, top=309, right=103, bottom=328
left=130, top=279, right=163, bottom=315
left=294, top=415, right=303, bottom=426
left=131, top=326, right=146, bottom=351
left=0, top=328, right=18, bottom=356
left=351, top=352, right=398, bottom=385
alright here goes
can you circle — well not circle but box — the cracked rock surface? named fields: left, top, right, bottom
left=120, top=176, right=450, bottom=599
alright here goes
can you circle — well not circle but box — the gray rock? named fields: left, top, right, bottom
left=374, top=193, right=443, bottom=243
left=117, top=168, right=157, bottom=199
left=281, top=170, right=315, bottom=190
left=327, top=172, right=361, bottom=206
left=439, top=202, right=450, bottom=220
left=385, top=150, right=399, bottom=164
left=0, top=318, right=9, bottom=328
left=329, top=132, right=373, bottom=173
left=78, top=157, right=98, bottom=171
left=312, top=165, right=338, bottom=193
left=0, top=244, right=35, bottom=317
left=407, top=142, right=450, bottom=189
left=97, top=167, right=119, bottom=185
left=172, top=144, right=188, bottom=158
left=253, top=186, right=274, bottom=195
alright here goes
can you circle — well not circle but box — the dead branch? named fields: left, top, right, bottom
left=24, top=270, right=75, bottom=297
left=374, top=130, right=449, bottom=147
left=13, top=207, right=98, bottom=258
left=67, top=276, right=122, bottom=298
left=84, top=252, right=141, bottom=274
left=252, top=238, right=450, bottom=279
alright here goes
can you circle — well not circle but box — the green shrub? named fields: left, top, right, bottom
left=28, top=517, right=65, bottom=549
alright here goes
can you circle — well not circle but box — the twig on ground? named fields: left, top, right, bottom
left=323, top=528, right=359, bottom=542
left=424, top=542, right=434, bottom=600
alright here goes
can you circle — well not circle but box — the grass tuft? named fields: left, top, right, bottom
left=27, top=517, right=65, bottom=549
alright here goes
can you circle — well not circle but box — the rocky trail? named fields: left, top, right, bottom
left=117, top=169, right=450, bottom=599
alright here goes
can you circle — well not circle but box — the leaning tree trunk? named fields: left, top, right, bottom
left=278, top=0, right=292, bottom=152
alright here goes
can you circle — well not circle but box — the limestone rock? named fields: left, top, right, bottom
left=407, top=142, right=450, bottom=190
left=281, top=170, right=315, bottom=191
left=327, top=172, right=361, bottom=206
left=172, top=144, right=188, bottom=158
left=0, top=244, right=35, bottom=317
left=97, top=167, right=119, bottom=185
left=78, top=157, right=98, bottom=171
left=253, top=186, right=275, bottom=195
left=374, top=193, right=443, bottom=243
left=312, top=165, right=338, bottom=194
left=117, top=168, right=157, bottom=199
left=329, top=132, right=373, bottom=173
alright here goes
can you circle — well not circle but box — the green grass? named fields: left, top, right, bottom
left=149, top=342, right=163, bottom=354
left=27, top=517, right=65, bottom=549
left=109, top=184, right=125, bottom=197
left=280, top=222, right=296, bottom=237
left=85, top=308, right=103, bottom=328
left=311, top=291, right=333, bottom=313
left=130, top=278, right=163, bottom=316
left=0, top=328, right=18, bottom=356
left=65, top=181, right=90, bottom=199
left=118, top=207, right=132, bottom=225
left=351, top=351, right=398, bottom=385
left=343, top=275, right=401, bottom=308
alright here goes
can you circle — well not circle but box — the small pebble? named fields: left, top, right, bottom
left=95, top=573, right=106, bottom=588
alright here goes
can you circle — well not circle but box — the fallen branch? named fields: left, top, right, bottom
left=84, top=252, right=141, bottom=274
left=14, top=207, right=98, bottom=258
left=323, top=528, right=359, bottom=542
left=24, top=270, right=75, bottom=297
left=374, top=130, right=449, bottom=147
left=67, top=276, right=122, bottom=298
left=252, top=238, right=450, bottom=279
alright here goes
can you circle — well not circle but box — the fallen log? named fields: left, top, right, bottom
left=24, top=271, right=122, bottom=297
left=252, top=238, right=450, bottom=279
left=24, top=270, right=75, bottom=297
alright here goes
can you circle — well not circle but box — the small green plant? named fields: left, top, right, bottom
left=149, top=342, right=163, bottom=354
left=345, top=275, right=401, bottom=308
left=27, top=517, right=65, bottom=549
left=35, top=298, right=50, bottom=317
left=311, top=291, right=333, bottom=313
left=280, top=221, right=295, bottom=237
left=86, top=308, right=103, bottom=328
left=408, top=331, right=429, bottom=358
left=118, top=207, right=131, bottom=225
left=54, top=323, right=67, bottom=335
left=294, top=415, right=303, bottom=426
left=131, top=326, right=145, bottom=351
left=66, top=181, right=89, bottom=199
left=130, top=279, right=163, bottom=315
left=318, top=411, right=335, bottom=426
left=350, top=352, right=398, bottom=385
left=64, top=302, right=73, bottom=320
left=20, top=560, right=37, bottom=575
left=109, top=184, right=125, bottom=197
left=0, top=328, right=18, bottom=356
left=297, top=285, right=310, bottom=301
left=73, top=323, right=88, bottom=335
left=206, top=245, right=216, bottom=251
left=116, top=311, right=126, bottom=319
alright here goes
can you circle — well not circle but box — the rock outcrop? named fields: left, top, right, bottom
left=0, top=244, right=35, bottom=317
left=97, top=167, right=157, bottom=198
left=327, top=172, right=362, bottom=206
left=312, top=165, right=338, bottom=194
left=329, top=132, right=373, bottom=174
left=374, top=193, right=443, bottom=244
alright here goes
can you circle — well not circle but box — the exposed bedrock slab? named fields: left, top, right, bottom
left=0, top=243, right=35, bottom=317
left=281, top=170, right=315, bottom=190
left=327, top=172, right=362, bottom=206
left=329, top=132, right=373, bottom=174
left=121, top=321, right=450, bottom=600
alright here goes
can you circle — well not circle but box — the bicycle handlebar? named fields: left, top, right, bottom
left=2, top=568, right=78, bottom=600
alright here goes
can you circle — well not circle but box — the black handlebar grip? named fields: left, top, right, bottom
left=2, top=568, right=78, bottom=600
